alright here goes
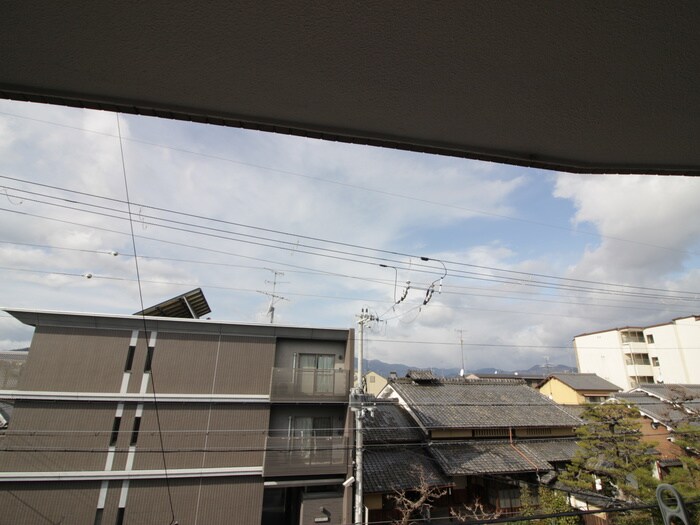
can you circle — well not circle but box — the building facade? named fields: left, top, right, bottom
left=574, top=316, right=700, bottom=390
left=0, top=307, right=354, bottom=525
left=537, top=374, right=621, bottom=405
left=363, top=371, right=582, bottom=522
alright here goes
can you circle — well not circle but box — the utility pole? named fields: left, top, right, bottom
left=455, top=329, right=465, bottom=377
left=353, top=308, right=378, bottom=525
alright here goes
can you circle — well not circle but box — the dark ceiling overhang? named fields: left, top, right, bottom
left=2, top=3, right=699, bottom=175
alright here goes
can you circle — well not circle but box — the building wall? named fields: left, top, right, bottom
left=537, top=378, right=583, bottom=405
left=147, top=332, right=276, bottom=395
left=645, top=323, right=688, bottom=384
left=0, top=311, right=354, bottom=525
left=275, top=338, right=347, bottom=369
left=0, top=400, right=115, bottom=472
left=364, top=371, right=388, bottom=397
left=20, top=326, right=130, bottom=392
left=575, top=331, right=629, bottom=389
left=0, top=481, right=101, bottom=525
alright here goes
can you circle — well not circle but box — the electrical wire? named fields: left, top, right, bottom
left=116, top=115, right=177, bottom=525
left=2, top=174, right=700, bottom=304
left=2, top=108, right=699, bottom=262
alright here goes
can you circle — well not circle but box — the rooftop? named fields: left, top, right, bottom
left=541, top=374, right=621, bottom=392
left=364, top=447, right=451, bottom=494
left=363, top=401, right=424, bottom=444
left=386, top=379, right=581, bottom=429
left=429, top=439, right=579, bottom=476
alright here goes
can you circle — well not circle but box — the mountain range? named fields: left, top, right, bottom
left=358, top=358, right=576, bottom=379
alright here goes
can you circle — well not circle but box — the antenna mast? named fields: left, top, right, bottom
left=257, top=270, right=288, bottom=323
left=455, top=329, right=466, bottom=377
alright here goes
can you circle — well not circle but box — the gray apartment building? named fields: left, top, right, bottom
left=0, top=297, right=354, bottom=524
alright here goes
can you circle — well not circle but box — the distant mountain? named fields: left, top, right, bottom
left=358, top=358, right=575, bottom=378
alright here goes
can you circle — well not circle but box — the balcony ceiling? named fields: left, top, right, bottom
left=2, top=3, right=700, bottom=174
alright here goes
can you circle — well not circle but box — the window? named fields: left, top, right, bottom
left=473, top=428, right=509, bottom=438
left=298, top=354, right=335, bottom=393
left=646, top=334, right=655, bottom=344
left=652, top=357, right=659, bottom=366
left=144, top=346, right=154, bottom=372
left=498, top=488, right=521, bottom=510
left=130, top=417, right=141, bottom=446
left=630, top=376, right=655, bottom=387
left=584, top=396, right=608, bottom=403
left=292, top=416, right=333, bottom=461
left=625, top=353, right=650, bottom=366
left=124, top=345, right=136, bottom=372
left=110, top=417, right=121, bottom=446
left=621, top=330, right=645, bottom=343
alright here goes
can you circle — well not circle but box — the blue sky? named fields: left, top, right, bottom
left=2, top=99, right=700, bottom=372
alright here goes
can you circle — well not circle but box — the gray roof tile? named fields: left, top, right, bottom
left=614, top=391, right=694, bottom=426
left=364, top=447, right=451, bottom=493
left=389, top=379, right=581, bottom=429
left=364, top=401, right=425, bottom=444
left=429, top=440, right=553, bottom=475
left=545, top=374, right=621, bottom=392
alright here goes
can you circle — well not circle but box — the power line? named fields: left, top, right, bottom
left=2, top=108, right=699, bottom=261
left=2, top=174, right=700, bottom=303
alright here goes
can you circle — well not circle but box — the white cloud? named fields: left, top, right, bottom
left=2, top=101, right=700, bottom=373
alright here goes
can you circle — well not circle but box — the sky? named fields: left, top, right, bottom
left=1, top=99, right=700, bottom=372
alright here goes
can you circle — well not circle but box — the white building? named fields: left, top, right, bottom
left=574, top=315, right=700, bottom=390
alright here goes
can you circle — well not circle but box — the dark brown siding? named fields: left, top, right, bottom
left=132, top=404, right=269, bottom=470
left=146, top=333, right=275, bottom=395
left=132, top=403, right=208, bottom=470
left=0, top=401, right=114, bottom=471
left=20, top=326, right=130, bottom=392
left=124, top=477, right=263, bottom=525
left=203, top=405, right=269, bottom=468
left=214, top=335, right=275, bottom=395
left=0, top=481, right=100, bottom=525
left=148, top=333, right=219, bottom=393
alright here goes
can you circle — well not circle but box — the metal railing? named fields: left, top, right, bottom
left=264, top=434, right=348, bottom=476
left=270, top=367, right=350, bottom=402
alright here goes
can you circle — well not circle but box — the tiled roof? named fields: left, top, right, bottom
left=364, top=401, right=425, bottom=444
left=406, top=369, right=439, bottom=382
left=558, top=405, right=587, bottom=419
left=634, top=384, right=700, bottom=410
left=389, top=380, right=581, bottom=429
left=545, top=374, right=621, bottom=392
left=429, top=440, right=553, bottom=475
left=614, top=392, right=693, bottom=426
left=364, top=447, right=452, bottom=493
left=517, top=438, right=580, bottom=463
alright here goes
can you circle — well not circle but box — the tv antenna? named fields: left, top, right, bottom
left=455, top=329, right=466, bottom=377
left=257, top=269, right=288, bottom=323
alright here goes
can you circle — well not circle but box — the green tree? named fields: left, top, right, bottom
left=662, top=423, right=700, bottom=524
left=514, top=486, right=579, bottom=525
left=560, top=403, right=657, bottom=505
left=537, top=486, right=579, bottom=525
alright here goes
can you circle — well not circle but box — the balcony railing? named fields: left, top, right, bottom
left=264, top=435, right=348, bottom=476
left=270, top=367, right=350, bottom=402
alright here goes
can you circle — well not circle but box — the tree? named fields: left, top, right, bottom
left=560, top=403, right=657, bottom=504
left=390, top=468, right=447, bottom=525
left=511, top=485, right=578, bottom=525
left=660, top=423, right=700, bottom=524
